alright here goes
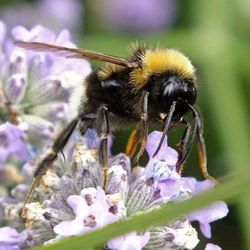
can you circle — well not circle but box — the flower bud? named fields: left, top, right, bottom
left=27, top=77, right=66, bottom=105
left=8, top=50, right=27, bottom=76
left=126, top=177, right=156, bottom=215
left=5, top=73, right=27, bottom=103
left=20, top=114, right=54, bottom=139
left=146, top=221, right=199, bottom=250
left=29, top=103, right=68, bottom=121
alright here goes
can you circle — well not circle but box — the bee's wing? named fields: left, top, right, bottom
left=15, top=41, right=138, bottom=68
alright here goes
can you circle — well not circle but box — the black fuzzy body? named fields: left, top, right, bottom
left=77, top=66, right=196, bottom=134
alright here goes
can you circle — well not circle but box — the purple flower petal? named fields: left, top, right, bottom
left=54, top=187, right=119, bottom=237
left=85, top=129, right=100, bottom=149
left=205, top=243, right=222, bottom=250
left=158, top=178, right=178, bottom=199
left=54, top=218, right=85, bottom=236
left=8, top=50, right=27, bottom=75
left=107, top=231, right=150, bottom=250
left=187, top=178, right=215, bottom=194
left=39, top=0, right=82, bottom=32
left=84, top=129, right=113, bottom=155
left=146, top=131, right=178, bottom=164
left=157, top=173, right=193, bottom=203
left=28, top=77, right=66, bottom=104
left=67, top=195, right=88, bottom=216
left=156, top=174, right=229, bottom=239
left=182, top=178, right=229, bottom=238
left=0, top=20, right=6, bottom=45
left=54, top=29, right=74, bottom=47
left=30, top=102, right=68, bottom=121
left=106, top=163, right=129, bottom=198
left=5, top=73, right=27, bottom=103
left=0, top=0, right=82, bottom=35
left=50, top=57, right=91, bottom=78
left=0, top=122, right=29, bottom=166
left=0, top=226, right=26, bottom=250
left=21, top=115, right=55, bottom=139
left=143, top=131, right=179, bottom=183
left=188, top=201, right=229, bottom=238
left=1, top=21, right=92, bottom=143
left=12, top=25, right=56, bottom=43
left=92, top=0, right=177, bottom=34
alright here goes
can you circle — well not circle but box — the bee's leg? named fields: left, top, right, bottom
left=133, top=91, right=149, bottom=164
left=187, top=105, right=217, bottom=182
left=23, top=118, right=79, bottom=209
left=96, top=105, right=110, bottom=188
left=153, top=101, right=177, bottom=157
left=125, top=129, right=139, bottom=158
left=176, top=119, right=196, bottom=173
left=194, top=109, right=217, bottom=182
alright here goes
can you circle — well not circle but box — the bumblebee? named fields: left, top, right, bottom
left=16, top=41, right=215, bottom=206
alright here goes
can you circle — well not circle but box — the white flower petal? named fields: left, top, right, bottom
left=54, top=219, right=83, bottom=236
left=67, top=195, right=88, bottom=217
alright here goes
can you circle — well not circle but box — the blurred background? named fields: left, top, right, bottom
left=0, top=0, right=249, bottom=249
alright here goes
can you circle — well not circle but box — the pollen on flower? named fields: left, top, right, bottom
left=22, top=202, right=48, bottom=227
left=4, top=203, right=23, bottom=221
left=73, top=142, right=98, bottom=165
left=41, top=170, right=60, bottom=188
left=107, top=193, right=123, bottom=206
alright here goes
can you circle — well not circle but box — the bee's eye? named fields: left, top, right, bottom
left=160, top=80, right=176, bottom=111
left=162, top=80, right=175, bottom=97
left=159, top=76, right=196, bottom=113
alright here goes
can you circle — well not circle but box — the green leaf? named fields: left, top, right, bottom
left=35, top=171, right=250, bottom=250
left=191, top=0, right=250, bottom=247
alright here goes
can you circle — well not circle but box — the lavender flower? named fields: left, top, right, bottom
left=157, top=176, right=229, bottom=240
left=0, top=122, right=29, bottom=166
left=90, top=0, right=177, bottom=34
left=0, top=21, right=91, bottom=144
left=0, top=226, right=26, bottom=250
left=0, top=20, right=6, bottom=45
left=0, top=0, right=83, bottom=35
left=205, top=243, right=222, bottom=250
left=54, top=187, right=119, bottom=236
left=108, top=232, right=150, bottom=250
left=0, top=130, right=227, bottom=249
left=186, top=179, right=229, bottom=238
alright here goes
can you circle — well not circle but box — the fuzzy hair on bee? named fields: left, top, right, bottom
left=15, top=41, right=216, bottom=211
left=74, top=44, right=197, bottom=132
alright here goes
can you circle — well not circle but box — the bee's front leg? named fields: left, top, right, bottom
left=96, top=105, right=110, bottom=188
left=176, top=119, right=195, bottom=173
left=133, top=90, right=149, bottom=164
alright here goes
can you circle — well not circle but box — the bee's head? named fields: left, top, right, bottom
left=130, top=47, right=197, bottom=119
left=159, top=75, right=196, bottom=119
